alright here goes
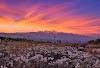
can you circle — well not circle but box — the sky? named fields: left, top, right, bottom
left=0, top=0, right=100, bottom=35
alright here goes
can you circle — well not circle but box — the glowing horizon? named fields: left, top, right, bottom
left=0, top=0, right=100, bottom=35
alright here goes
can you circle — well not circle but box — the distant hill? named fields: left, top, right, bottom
left=89, top=34, right=100, bottom=38
left=0, top=31, right=97, bottom=43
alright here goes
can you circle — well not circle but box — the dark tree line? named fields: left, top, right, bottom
left=0, top=36, right=52, bottom=43
left=87, top=39, right=100, bottom=45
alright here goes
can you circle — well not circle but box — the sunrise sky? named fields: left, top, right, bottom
left=0, top=0, right=100, bottom=35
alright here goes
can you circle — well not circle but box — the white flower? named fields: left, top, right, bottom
left=75, top=63, right=80, bottom=68
left=40, top=57, right=47, bottom=62
left=56, top=59, right=63, bottom=65
left=1, top=66, right=8, bottom=68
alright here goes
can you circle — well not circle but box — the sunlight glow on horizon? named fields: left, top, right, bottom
left=0, top=0, right=100, bottom=35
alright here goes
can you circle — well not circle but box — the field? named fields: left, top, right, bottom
left=0, top=40, right=100, bottom=68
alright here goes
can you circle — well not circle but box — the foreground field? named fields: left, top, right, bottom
left=0, top=41, right=100, bottom=68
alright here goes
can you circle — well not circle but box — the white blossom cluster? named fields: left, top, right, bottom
left=0, top=45, right=100, bottom=68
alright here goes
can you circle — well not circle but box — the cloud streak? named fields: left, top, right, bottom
left=0, top=1, right=100, bottom=35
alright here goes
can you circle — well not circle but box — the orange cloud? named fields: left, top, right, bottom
left=0, top=3, right=100, bottom=35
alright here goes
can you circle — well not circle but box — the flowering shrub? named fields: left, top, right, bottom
left=0, top=45, right=100, bottom=68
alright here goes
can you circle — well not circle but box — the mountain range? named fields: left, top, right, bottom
left=0, top=31, right=98, bottom=43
